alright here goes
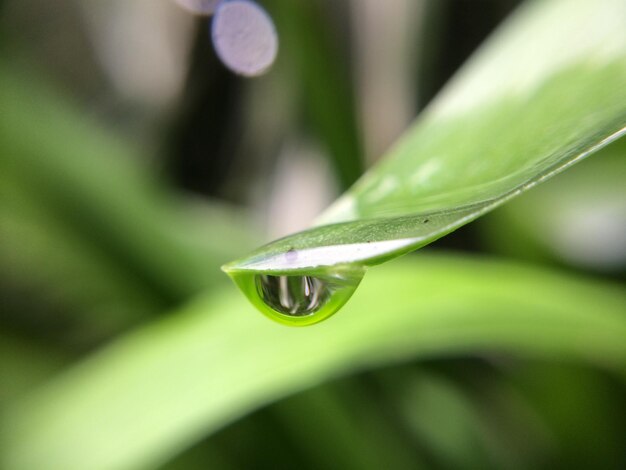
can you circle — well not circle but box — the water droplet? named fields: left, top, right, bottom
left=211, top=0, right=278, bottom=77
left=174, top=0, right=222, bottom=16
left=225, top=266, right=365, bottom=326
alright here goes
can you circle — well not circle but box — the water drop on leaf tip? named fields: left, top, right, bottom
left=224, top=266, right=366, bottom=326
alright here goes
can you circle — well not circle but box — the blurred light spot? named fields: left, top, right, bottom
left=267, top=141, right=335, bottom=239
left=173, top=0, right=221, bottom=16
left=351, top=0, right=422, bottom=162
left=410, top=158, right=442, bottom=186
left=365, top=175, right=399, bottom=204
left=211, top=0, right=278, bottom=77
left=315, top=195, right=357, bottom=225
left=79, top=0, right=194, bottom=109
left=550, top=202, right=626, bottom=271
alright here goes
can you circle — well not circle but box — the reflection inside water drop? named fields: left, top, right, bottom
left=225, top=265, right=365, bottom=326
left=256, top=275, right=329, bottom=316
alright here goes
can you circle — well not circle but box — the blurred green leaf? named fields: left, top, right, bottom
left=0, top=61, right=251, bottom=295
left=0, top=332, right=69, bottom=405
left=2, top=253, right=625, bottom=470
left=271, top=380, right=424, bottom=470
left=507, top=362, right=626, bottom=468
left=267, top=0, right=364, bottom=189
left=378, top=369, right=512, bottom=470
left=0, top=164, right=163, bottom=338
left=0, top=60, right=254, bottom=339
left=226, top=0, right=626, bottom=274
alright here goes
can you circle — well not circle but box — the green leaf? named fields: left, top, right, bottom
left=2, top=254, right=626, bottom=470
left=225, top=0, right=626, bottom=274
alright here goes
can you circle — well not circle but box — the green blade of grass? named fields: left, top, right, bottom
left=2, top=253, right=625, bottom=470
left=225, top=0, right=626, bottom=273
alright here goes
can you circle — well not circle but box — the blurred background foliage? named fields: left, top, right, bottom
left=0, top=0, right=625, bottom=469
